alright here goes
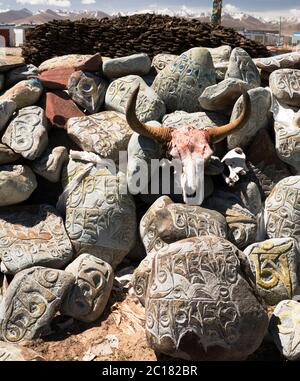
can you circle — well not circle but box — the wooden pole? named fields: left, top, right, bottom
left=211, top=0, right=222, bottom=26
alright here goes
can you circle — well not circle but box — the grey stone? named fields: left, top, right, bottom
left=145, top=236, right=268, bottom=360
left=226, top=47, right=261, bottom=89
left=255, top=51, right=300, bottom=73
left=232, top=180, right=262, bottom=216
left=199, top=78, right=250, bottom=112
left=0, top=100, right=16, bottom=132
left=5, top=64, right=38, bottom=89
left=105, top=75, right=166, bottom=123
left=207, top=45, right=231, bottom=80
left=152, top=47, right=216, bottom=113
left=0, top=74, right=4, bottom=91
left=0, top=267, right=75, bottom=343
left=227, top=87, right=272, bottom=149
left=61, top=254, right=113, bottom=322
left=67, top=111, right=133, bottom=163
left=103, top=53, right=151, bottom=79
left=31, top=146, right=68, bottom=183
left=152, top=53, right=178, bottom=73
left=245, top=238, right=299, bottom=305
left=0, top=143, right=20, bottom=165
left=0, top=165, right=37, bottom=206
left=2, top=106, right=48, bottom=160
left=0, top=342, right=45, bottom=361
left=270, top=300, right=300, bottom=360
left=0, top=204, right=73, bottom=275
left=132, top=251, right=156, bottom=306
left=270, top=69, right=300, bottom=107
left=0, top=79, right=43, bottom=109
left=67, top=71, right=108, bottom=114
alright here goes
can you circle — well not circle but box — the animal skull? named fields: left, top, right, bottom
left=126, top=85, right=251, bottom=205
left=221, top=147, right=248, bottom=186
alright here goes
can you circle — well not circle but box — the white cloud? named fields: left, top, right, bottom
left=223, top=4, right=240, bottom=14
left=16, top=0, right=71, bottom=7
left=81, top=0, right=95, bottom=4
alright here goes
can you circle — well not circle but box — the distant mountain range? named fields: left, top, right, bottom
left=0, top=7, right=299, bottom=35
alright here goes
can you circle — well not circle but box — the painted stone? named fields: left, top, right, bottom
left=152, top=47, right=216, bottom=113
left=0, top=342, right=45, bottom=361
left=0, top=204, right=73, bottom=274
left=5, top=64, right=38, bottom=89
left=0, top=165, right=37, bottom=207
left=61, top=158, right=136, bottom=269
left=2, top=106, right=48, bottom=160
left=68, top=71, right=108, bottom=113
left=270, top=69, right=300, bottom=107
left=145, top=236, right=268, bottom=360
left=105, top=75, right=166, bottom=123
left=245, top=238, right=299, bottom=306
left=67, top=111, right=133, bottom=163
left=0, top=267, right=75, bottom=343
left=254, top=51, right=300, bottom=73
left=269, top=300, right=300, bottom=360
left=61, top=254, right=113, bottom=322
left=103, top=53, right=151, bottom=79
left=37, top=66, right=75, bottom=90
left=0, top=100, right=17, bottom=132
left=265, top=176, right=300, bottom=244
left=0, top=79, right=43, bottom=109
left=227, top=87, right=271, bottom=150
left=152, top=53, right=178, bottom=73
left=199, top=78, right=250, bottom=112
left=0, top=55, right=24, bottom=73
left=225, top=48, right=261, bottom=89
left=31, top=146, right=68, bottom=183
left=45, top=90, right=85, bottom=129
left=38, top=53, right=102, bottom=73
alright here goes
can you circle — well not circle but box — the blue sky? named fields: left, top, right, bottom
left=1, top=0, right=300, bottom=16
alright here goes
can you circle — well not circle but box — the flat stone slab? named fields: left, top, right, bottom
left=2, top=106, right=48, bottom=160
left=38, top=53, right=102, bottom=73
left=61, top=254, right=114, bottom=322
left=103, top=53, right=151, bottom=79
left=0, top=79, right=43, bottom=109
left=0, top=55, right=25, bottom=73
left=37, top=67, right=76, bottom=90
left=0, top=267, right=75, bottom=343
left=0, top=204, right=73, bottom=274
left=254, top=51, right=300, bottom=73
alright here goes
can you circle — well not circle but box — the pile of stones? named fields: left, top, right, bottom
left=0, top=43, right=300, bottom=361
left=21, top=14, right=270, bottom=67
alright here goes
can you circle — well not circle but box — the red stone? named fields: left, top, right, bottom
left=37, top=67, right=76, bottom=90
left=46, top=91, right=85, bottom=129
left=75, top=53, right=102, bottom=72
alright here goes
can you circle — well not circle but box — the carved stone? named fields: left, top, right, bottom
left=269, top=69, right=300, bottom=107
left=103, top=53, right=151, bottom=79
left=0, top=165, right=37, bottom=207
left=270, top=300, right=300, bottom=360
left=0, top=79, right=43, bottom=109
left=67, top=111, right=133, bottom=163
left=254, top=51, right=300, bottom=73
left=0, top=204, right=73, bottom=274
left=62, top=158, right=136, bottom=268
left=105, top=75, right=166, bottom=123
left=0, top=143, right=20, bottom=165
left=0, top=267, right=75, bottom=343
left=244, top=238, right=299, bottom=305
left=38, top=53, right=102, bottom=73
left=225, top=47, right=261, bottom=89
left=0, top=342, right=45, bottom=361
left=0, top=100, right=16, bottom=131
left=232, top=180, right=262, bottom=216
left=152, top=47, right=216, bottom=113
left=68, top=71, right=108, bottom=113
left=2, top=106, right=48, bottom=160
left=61, top=254, right=114, bottom=322
left=5, top=64, right=38, bottom=89
left=152, top=53, right=177, bottom=73
left=145, top=236, right=268, bottom=360
left=208, top=45, right=231, bottom=80
left=31, top=146, right=68, bottom=183
left=227, top=87, right=272, bottom=149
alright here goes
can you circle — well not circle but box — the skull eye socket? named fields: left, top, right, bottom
left=235, top=148, right=243, bottom=155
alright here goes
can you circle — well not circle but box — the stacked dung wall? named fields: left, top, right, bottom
left=22, top=14, right=270, bottom=67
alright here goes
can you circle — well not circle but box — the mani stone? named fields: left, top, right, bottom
left=103, top=53, right=151, bottom=79
left=62, top=158, right=136, bottom=269
left=145, top=236, right=268, bottom=361
left=225, top=48, right=261, bottom=89
left=0, top=204, right=73, bottom=274
left=0, top=165, right=37, bottom=207
left=31, top=146, right=68, bottom=183
left=68, top=71, right=108, bottom=113
left=61, top=254, right=114, bottom=322
left=2, top=106, right=48, bottom=160
left=231, top=180, right=263, bottom=216
left=227, top=87, right=271, bottom=150
left=0, top=342, right=45, bottom=361
left=152, top=53, right=178, bottom=73
left=5, top=64, right=38, bottom=89
left=199, top=78, right=250, bottom=112
left=265, top=176, right=300, bottom=244
left=67, top=111, right=133, bottom=162
left=0, top=55, right=24, bottom=73
left=38, top=67, right=76, bottom=90
left=270, top=69, right=300, bottom=107
left=208, top=45, right=232, bottom=81
left=0, top=79, right=43, bottom=109
left=152, top=47, right=216, bottom=113
left=0, top=267, right=75, bottom=343
left=0, top=100, right=16, bottom=131
left=105, top=75, right=166, bottom=123
left=269, top=300, right=300, bottom=361
left=244, top=238, right=299, bottom=306
left=254, top=51, right=300, bottom=73
left=38, top=53, right=102, bottom=73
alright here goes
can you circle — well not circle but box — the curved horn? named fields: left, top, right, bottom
left=207, top=90, right=251, bottom=144
left=126, top=84, right=172, bottom=143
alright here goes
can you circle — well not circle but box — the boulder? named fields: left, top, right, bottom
left=152, top=53, right=177, bottom=73
left=254, top=51, right=300, bottom=73
left=103, top=53, right=151, bottom=79
left=38, top=53, right=102, bottom=73
left=0, top=55, right=25, bottom=72
left=5, top=64, right=38, bottom=89
left=269, top=69, right=300, bottom=107
left=0, top=143, right=20, bottom=165
left=0, top=100, right=17, bottom=131
left=0, top=79, right=43, bottom=109
left=37, top=66, right=75, bottom=90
